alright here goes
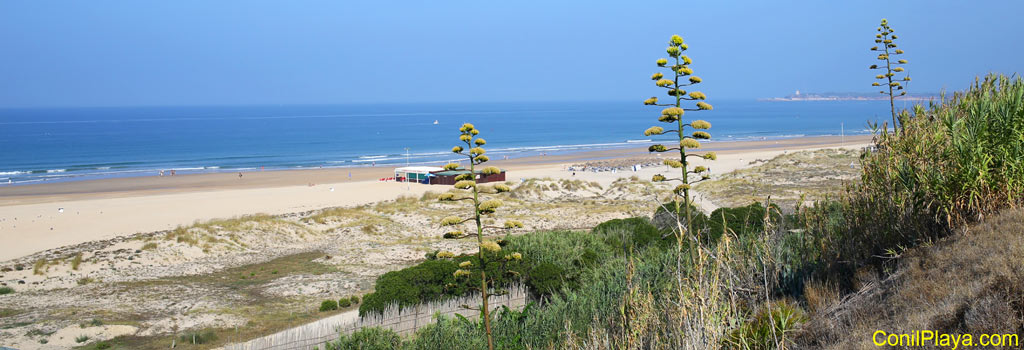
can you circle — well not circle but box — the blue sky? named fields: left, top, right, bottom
left=1, top=1, right=1022, bottom=107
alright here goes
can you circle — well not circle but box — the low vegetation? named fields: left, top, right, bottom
left=695, top=148, right=860, bottom=210
left=325, top=74, right=1024, bottom=349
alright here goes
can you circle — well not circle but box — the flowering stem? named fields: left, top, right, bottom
left=467, top=137, right=494, bottom=350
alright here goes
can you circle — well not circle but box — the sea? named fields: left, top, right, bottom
left=0, top=100, right=892, bottom=185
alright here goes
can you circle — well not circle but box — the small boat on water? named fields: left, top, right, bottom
left=433, top=120, right=439, bottom=125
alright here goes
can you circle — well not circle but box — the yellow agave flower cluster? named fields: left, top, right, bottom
left=643, top=34, right=715, bottom=195
left=870, top=18, right=910, bottom=95
left=454, top=123, right=489, bottom=164
left=439, top=123, right=522, bottom=246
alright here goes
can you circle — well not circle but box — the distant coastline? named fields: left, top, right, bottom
left=761, top=91, right=940, bottom=102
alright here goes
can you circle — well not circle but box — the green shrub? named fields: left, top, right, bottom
left=705, top=202, right=783, bottom=242
left=725, top=299, right=808, bottom=350
left=324, top=327, right=401, bottom=350
left=359, top=259, right=458, bottom=316
left=526, top=262, right=564, bottom=297
left=591, top=217, right=666, bottom=252
left=94, top=341, right=111, bottom=349
left=75, top=335, right=90, bottom=343
left=0, top=286, right=13, bottom=295
left=350, top=295, right=360, bottom=304
left=319, top=300, right=338, bottom=312
left=339, top=298, right=351, bottom=308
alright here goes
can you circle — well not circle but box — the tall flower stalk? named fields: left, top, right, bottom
left=436, top=123, right=522, bottom=350
left=644, top=34, right=716, bottom=249
left=870, top=18, right=910, bottom=132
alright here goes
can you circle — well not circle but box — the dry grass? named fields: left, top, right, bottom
left=164, top=214, right=309, bottom=249
left=800, top=208, right=1024, bottom=349
left=802, top=279, right=840, bottom=314
left=70, top=253, right=83, bottom=270
left=696, top=148, right=860, bottom=210
left=32, top=259, right=49, bottom=275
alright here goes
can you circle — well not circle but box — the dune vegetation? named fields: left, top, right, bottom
left=322, top=70, right=1023, bottom=349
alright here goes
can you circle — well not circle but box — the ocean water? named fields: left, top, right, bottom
left=0, top=100, right=890, bottom=185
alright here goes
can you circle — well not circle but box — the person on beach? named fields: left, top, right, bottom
left=238, top=172, right=243, bottom=178
left=159, top=170, right=164, bottom=177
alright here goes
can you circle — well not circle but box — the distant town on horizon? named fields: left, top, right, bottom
left=763, top=90, right=941, bottom=101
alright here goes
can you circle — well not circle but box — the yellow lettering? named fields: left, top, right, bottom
left=938, top=333, right=950, bottom=347
left=921, top=330, right=934, bottom=344
left=1008, top=334, right=1019, bottom=347
left=873, top=330, right=887, bottom=346
left=951, top=334, right=961, bottom=350
left=962, top=334, right=973, bottom=347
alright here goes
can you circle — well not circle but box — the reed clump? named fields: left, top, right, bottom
left=801, top=74, right=1024, bottom=284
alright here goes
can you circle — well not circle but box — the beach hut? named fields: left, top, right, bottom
left=429, top=168, right=506, bottom=185
left=394, top=166, right=443, bottom=184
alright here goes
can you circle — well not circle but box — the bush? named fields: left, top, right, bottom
left=359, top=259, right=458, bottom=316
left=75, top=335, right=90, bottom=343
left=339, top=298, right=352, bottom=308
left=591, top=217, right=666, bottom=252
left=526, top=262, right=564, bottom=297
left=319, top=299, right=338, bottom=312
left=324, top=327, right=401, bottom=350
left=360, top=249, right=528, bottom=316
left=350, top=295, right=360, bottom=304
left=94, top=342, right=111, bottom=349
left=725, top=299, right=807, bottom=350
left=706, top=202, right=783, bottom=242
left=0, top=286, right=13, bottom=295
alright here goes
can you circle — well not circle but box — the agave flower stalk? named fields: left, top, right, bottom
left=870, top=18, right=911, bottom=132
left=643, top=35, right=716, bottom=249
left=436, top=123, right=521, bottom=350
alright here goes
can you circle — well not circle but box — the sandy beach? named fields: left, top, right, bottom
left=0, top=135, right=871, bottom=262
left=0, top=135, right=871, bottom=349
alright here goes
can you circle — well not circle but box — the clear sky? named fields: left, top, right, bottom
left=1, top=1, right=1022, bottom=107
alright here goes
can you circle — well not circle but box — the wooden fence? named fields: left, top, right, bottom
left=225, top=284, right=529, bottom=350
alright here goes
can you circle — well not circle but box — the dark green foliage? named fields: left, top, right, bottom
left=705, top=202, right=783, bottom=243
left=525, top=262, right=563, bottom=297
left=320, top=299, right=338, bottom=312
left=339, top=298, right=352, bottom=308
left=592, top=217, right=666, bottom=252
left=359, top=259, right=457, bottom=316
left=325, top=327, right=402, bottom=350
left=94, top=342, right=111, bottom=349
left=506, top=230, right=612, bottom=297
left=359, top=255, right=522, bottom=316
left=350, top=295, right=360, bottom=304
left=0, top=286, right=13, bottom=295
